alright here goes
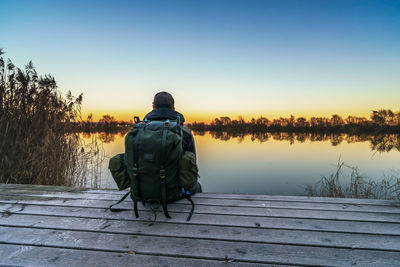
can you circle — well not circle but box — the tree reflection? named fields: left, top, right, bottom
left=369, top=135, right=400, bottom=153
left=78, top=131, right=400, bottom=153
left=98, top=132, right=116, bottom=143
left=204, top=131, right=400, bottom=152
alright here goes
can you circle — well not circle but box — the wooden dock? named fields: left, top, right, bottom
left=0, top=183, right=399, bottom=266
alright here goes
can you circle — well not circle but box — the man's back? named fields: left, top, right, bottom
left=144, top=107, right=196, bottom=153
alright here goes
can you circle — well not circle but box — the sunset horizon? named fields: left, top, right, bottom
left=2, top=0, right=399, bottom=124
left=81, top=106, right=399, bottom=123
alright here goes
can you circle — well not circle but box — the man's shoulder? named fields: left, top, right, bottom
left=144, top=108, right=185, bottom=124
left=181, top=125, right=193, bottom=136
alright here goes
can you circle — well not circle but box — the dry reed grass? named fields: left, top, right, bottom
left=305, top=158, right=400, bottom=200
left=0, top=50, right=102, bottom=187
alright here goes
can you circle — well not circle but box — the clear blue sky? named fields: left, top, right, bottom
left=1, top=0, right=399, bottom=121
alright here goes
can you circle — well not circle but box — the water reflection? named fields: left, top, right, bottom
left=80, top=131, right=126, bottom=144
left=80, top=130, right=400, bottom=153
left=193, top=131, right=400, bottom=152
left=78, top=131, right=399, bottom=195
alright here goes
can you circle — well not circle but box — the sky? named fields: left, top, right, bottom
left=1, top=0, right=399, bottom=122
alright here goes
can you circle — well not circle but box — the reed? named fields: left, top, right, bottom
left=0, top=50, right=102, bottom=187
left=305, top=158, right=400, bottom=200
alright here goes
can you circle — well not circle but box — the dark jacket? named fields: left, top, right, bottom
left=144, top=107, right=196, bottom=153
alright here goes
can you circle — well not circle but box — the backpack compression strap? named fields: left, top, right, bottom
left=132, top=123, right=145, bottom=218
left=160, top=121, right=171, bottom=219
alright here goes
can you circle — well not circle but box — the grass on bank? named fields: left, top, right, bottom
left=305, top=158, right=400, bottom=200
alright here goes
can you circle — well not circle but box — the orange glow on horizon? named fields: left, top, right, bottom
left=82, top=108, right=376, bottom=123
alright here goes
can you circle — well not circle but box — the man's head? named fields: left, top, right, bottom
left=152, top=91, right=175, bottom=110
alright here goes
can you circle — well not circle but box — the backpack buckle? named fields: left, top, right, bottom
left=160, top=169, right=166, bottom=179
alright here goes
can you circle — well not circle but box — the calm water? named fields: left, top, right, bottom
left=80, top=132, right=400, bottom=196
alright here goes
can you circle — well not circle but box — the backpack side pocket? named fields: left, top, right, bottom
left=179, top=151, right=199, bottom=190
left=109, top=153, right=130, bottom=191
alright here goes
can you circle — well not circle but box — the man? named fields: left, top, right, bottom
left=144, top=91, right=202, bottom=193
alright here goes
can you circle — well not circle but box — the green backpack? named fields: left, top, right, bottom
left=108, top=118, right=197, bottom=221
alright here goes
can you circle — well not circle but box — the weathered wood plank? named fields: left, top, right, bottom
left=1, top=183, right=398, bottom=206
left=1, top=203, right=400, bottom=235
left=197, top=192, right=400, bottom=204
left=2, top=213, right=400, bottom=252
left=0, top=183, right=92, bottom=192
left=0, top=244, right=264, bottom=267
left=1, top=190, right=400, bottom=214
left=1, top=226, right=400, bottom=266
left=1, top=197, right=399, bottom=223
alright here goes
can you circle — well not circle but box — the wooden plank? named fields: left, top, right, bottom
left=1, top=183, right=399, bottom=206
left=1, top=190, right=400, bottom=214
left=0, top=188, right=400, bottom=218
left=1, top=197, right=399, bottom=223
left=1, top=226, right=400, bottom=266
left=197, top=192, right=400, bottom=205
left=0, top=183, right=122, bottom=194
left=2, top=213, right=400, bottom=252
left=1, top=203, right=400, bottom=235
left=0, top=244, right=263, bottom=267
left=0, top=183, right=85, bottom=191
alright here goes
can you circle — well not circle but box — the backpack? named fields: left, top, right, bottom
left=108, top=117, right=196, bottom=221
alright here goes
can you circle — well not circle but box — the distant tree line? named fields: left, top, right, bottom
left=73, top=114, right=132, bottom=132
left=187, top=110, right=400, bottom=134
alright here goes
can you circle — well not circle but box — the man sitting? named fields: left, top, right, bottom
left=144, top=91, right=202, bottom=194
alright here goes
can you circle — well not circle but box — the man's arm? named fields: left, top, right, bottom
left=182, top=126, right=196, bottom=154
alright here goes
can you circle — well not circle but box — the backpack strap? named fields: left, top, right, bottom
left=182, top=189, right=195, bottom=221
left=106, top=191, right=130, bottom=212
left=133, top=201, right=139, bottom=218
left=132, top=123, right=145, bottom=218
left=160, top=120, right=171, bottom=218
left=148, top=202, right=161, bottom=226
left=186, top=194, right=195, bottom=221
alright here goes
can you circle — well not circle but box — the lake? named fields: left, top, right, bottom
left=79, top=132, right=400, bottom=196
